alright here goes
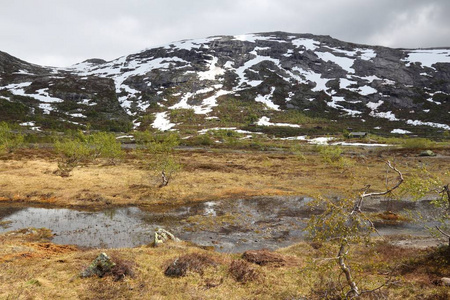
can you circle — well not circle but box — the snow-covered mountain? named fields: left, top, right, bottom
left=1, top=32, right=449, bottom=135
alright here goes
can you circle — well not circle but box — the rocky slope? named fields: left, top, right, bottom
left=0, top=32, right=449, bottom=135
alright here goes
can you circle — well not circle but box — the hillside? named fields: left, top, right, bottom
left=0, top=32, right=449, bottom=136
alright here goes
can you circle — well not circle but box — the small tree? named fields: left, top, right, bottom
left=0, top=122, right=24, bottom=154
left=134, top=131, right=181, bottom=187
left=307, top=161, right=404, bottom=298
left=402, top=167, right=450, bottom=246
left=88, top=132, right=124, bottom=165
left=54, top=131, right=124, bottom=177
left=54, top=136, right=91, bottom=177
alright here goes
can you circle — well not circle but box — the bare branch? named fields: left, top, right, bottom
left=435, top=226, right=450, bottom=238
left=352, top=161, right=404, bottom=215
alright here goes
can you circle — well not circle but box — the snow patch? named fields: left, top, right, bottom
left=255, top=87, right=279, bottom=110
left=391, top=129, right=412, bottom=134
left=152, top=112, right=176, bottom=131
left=403, top=49, right=450, bottom=69
left=256, top=116, right=300, bottom=128
left=406, top=119, right=450, bottom=130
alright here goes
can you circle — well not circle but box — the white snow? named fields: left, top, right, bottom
left=308, top=137, right=335, bottom=145
left=292, top=67, right=329, bottom=92
left=369, top=111, right=399, bottom=121
left=256, top=116, right=301, bottom=128
left=391, top=129, right=412, bottom=134
left=152, top=112, right=176, bottom=131
left=255, top=87, right=279, bottom=110
left=198, top=57, right=225, bottom=80
left=340, top=78, right=356, bottom=89
left=358, top=85, right=377, bottom=95
left=406, top=119, right=450, bottom=130
left=169, top=89, right=231, bottom=114
left=366, top=100, right=384, bottom=110
left=69, top=113, right=86, bottom=118
left=355, top=48, right=376, bottom=61
left=332, top=142, right=391, bottom=147
left=13, top=69, right=34, bottom=75
left=403, top=49, right=450, bottom=69
left=20, top=121, right=35, bottom=126
left=316, top=51, right=355, bottom=73
left=291, top=38, right=320, bottom=51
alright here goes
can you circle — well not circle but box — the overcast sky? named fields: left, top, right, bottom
left=1, top=0, right=450, bottom=67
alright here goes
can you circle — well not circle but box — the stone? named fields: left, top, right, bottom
left=153, top=228, right=180, bottom=247
left=80, top=253, right=116, bottom=278
left=419, top=150, right=436, bottom=157
left=440, top=277, right=450, bottom=286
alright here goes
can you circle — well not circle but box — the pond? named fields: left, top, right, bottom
left=0, top=196, right=437, bottom=253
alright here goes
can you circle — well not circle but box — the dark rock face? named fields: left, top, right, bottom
left=0, top=32, right=449, bottom=133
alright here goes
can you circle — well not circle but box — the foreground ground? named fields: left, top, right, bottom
left=1, top=145, right=449, bottom=298
left=0, top=228, right=449, bottom=299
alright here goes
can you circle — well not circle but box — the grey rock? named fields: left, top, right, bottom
left=440, top=277, right=450, bottom=286
left=153, top=228, right=180, bottom=247
left=419, top=150, right=436, bottom=157
left=80, top=253, right=116, bottom=278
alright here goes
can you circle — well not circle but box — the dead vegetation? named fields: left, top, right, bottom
left=0, top=147, right=448, bottom=209
left=0, top=226, right=450, bottom=299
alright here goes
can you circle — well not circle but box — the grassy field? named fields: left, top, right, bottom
left=0, top=146, right=448, bottom=209
left=1, top=228, right=449, bottom=299
left=0, top=144, right=449, bottom=299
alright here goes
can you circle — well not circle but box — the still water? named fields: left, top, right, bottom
left=0, top=197, right=433, bottom=253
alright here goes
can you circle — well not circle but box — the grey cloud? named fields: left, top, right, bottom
left=1, top=0, right=449, bottom=66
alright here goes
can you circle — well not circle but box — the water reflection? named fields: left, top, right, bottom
left=0, top=197, right=435, bottom=252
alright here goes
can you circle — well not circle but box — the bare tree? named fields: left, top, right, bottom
left=307, top=161, right=404, bottom=298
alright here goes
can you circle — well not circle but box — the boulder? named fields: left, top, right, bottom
left=440, top=277, right=450, bottom=286
left=80, top=253, right=116, bottom=278
left=153, top=228, right=180, bottom=247
left=419, top=150, right=436, bottom=157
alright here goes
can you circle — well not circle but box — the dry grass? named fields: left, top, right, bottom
left=1, top=228, right=449, bottom=299
left=1, top=147, right=448, bottom=209
left=1, top=147, right=450, bottom=298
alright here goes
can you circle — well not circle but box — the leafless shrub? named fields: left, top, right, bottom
left=228, top=260, right=261, bottom=283
left=164, top=253, right=216, bottom=277
left=109, top=255, right=135, bottom=281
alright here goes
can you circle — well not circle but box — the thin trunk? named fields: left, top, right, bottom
left=338, top=241, right=359, bottom=298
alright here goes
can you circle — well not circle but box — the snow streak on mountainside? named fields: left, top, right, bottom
left=0, top=32, right=449, bottom=134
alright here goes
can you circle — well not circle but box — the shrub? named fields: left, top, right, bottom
left=228, top=260, right=261, bottom=283
left=88, top=132, right=124, bottom=164
left=401, top=138, right=434, bottom=149
left=317, top=145, right=343, bottom=164
left=164, top=253, right=216, bottom=277
left=0, top=122, right=24, bottom=154
left=134, top=131, right=181, bottom=187
left=54, top=137, right=91, bottom=177
left=54, top=131, right=123, bottom=176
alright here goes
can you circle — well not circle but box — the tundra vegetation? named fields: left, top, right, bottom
left=0, top=124, right=449, bottom=299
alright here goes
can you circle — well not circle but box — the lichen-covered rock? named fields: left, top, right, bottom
left=80, top=252, right=116, bottom=278
left=153, top=228, right=180, bottom=247
left=419, top=150, right=436, bottom=157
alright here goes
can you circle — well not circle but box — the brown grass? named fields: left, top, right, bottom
left=242, top=249, right=287, bottom=267
left=0, top=147, right=448, bottom=209
left=1, top=226, right=449, bottom=299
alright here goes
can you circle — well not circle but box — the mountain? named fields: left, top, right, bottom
left=1, top=32, right=449, bottom=136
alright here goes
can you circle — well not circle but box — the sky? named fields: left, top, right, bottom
left=1, top=0, right=450, bottom=67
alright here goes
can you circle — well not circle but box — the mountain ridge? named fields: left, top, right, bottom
left=1, top=32, right=449, bottom=136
